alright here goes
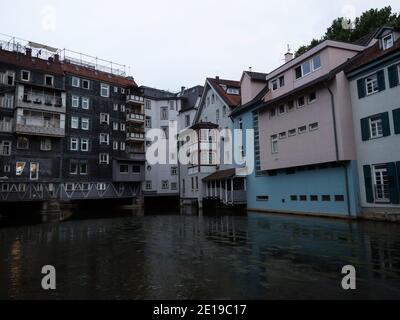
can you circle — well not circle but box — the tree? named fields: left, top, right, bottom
left=295, top=6, right=400, bottom=57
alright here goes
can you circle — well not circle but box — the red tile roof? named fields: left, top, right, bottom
left=207, top=77, right=241, bottom=108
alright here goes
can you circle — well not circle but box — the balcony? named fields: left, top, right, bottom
left=126, top=152, right=146, bottom=162
left=126, top=95, right=144, bottom=104
left=16, top=85, right=66, bottom=113
left=16, top=111, right=65, bottom=137
left=0, top=121, right=13, bottom=132
left=126, top=132, right=145, bottom=142
left=126, top=113, right=145, bottom=123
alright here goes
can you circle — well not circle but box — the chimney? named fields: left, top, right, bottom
left=48, top=57, right=54, bottom=63
left=54, top=54, right=60, bottom=63
left=26, top=48, right=32, bottom=57
left=284, top=44, right=294, bottom=63
left=216, top=76, right=219, bottom=81
left=181, top=86, right=186, bottom=93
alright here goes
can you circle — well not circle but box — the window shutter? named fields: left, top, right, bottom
left=377, top=70, right=386, bottom=92
left=363, top=165, right=374, bottom=203
left=381, top=112, right=391, bottom=137
left=357, top=78, right=366, bottom=99
left=387, top=162, right=399, bottom=204
left=393, top=108, right=400, bottom=135
left=388, top=65, right=399, bottom=88
left=360, top=118, right=370, bottom=141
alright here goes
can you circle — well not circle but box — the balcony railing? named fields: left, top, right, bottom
left=126, top=113, right=145, bottom=122
left=126, top=132, right=145, bottom=141
left=126, top=95, right=144, bottom=104
left=16, top=116, right=64, bottom=137
left=22, top=92, right=62, bottom=107
left=0, top=121, right=13, bottom=132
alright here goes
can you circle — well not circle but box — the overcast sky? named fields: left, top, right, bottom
left=0, top=0, right=398, bottom=91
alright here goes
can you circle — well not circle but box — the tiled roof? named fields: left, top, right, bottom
left=180, top=85, right=204, bottom=112
left=207, top=77, right=241, bottom=108
left=345, top=37, right=400, bottom=74
left=62, top=62, right=137, bottom=87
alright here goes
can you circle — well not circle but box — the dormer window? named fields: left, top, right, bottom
left=382, top=33, right=394, bottom=50
left=227, top=87, right=239, bottom=95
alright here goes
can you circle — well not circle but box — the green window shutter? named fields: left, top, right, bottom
left=381, top=112, right=391, bottom=137
left=387, top=162, right=399, bottom=204
left=377, top=70, right=386, bottom=92
left=393, top=108, right=400, bottom=135
left=357, top=78, right=366, bottom=99
left=388, top=65, right=399, bottom=88
left=363, top=165, right=374, bottom=203
left=360, top=117, right=370, bottom=141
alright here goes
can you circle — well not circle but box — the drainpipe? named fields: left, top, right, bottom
left=327, top=83, right=351, bottom=217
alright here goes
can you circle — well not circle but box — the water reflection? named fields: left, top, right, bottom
left=0, top=208, right=400, bottom=299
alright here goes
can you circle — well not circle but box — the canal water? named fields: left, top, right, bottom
left=0, top=205, right=400, bottom=300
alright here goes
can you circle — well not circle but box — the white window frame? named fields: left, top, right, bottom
left=308, top=92, right=317, bottom=104
left=120, top=142, right=126, bottom=151
left=288, top=129, right=296, bottom=137
left=81, top=118, right=90, bottom=130
left=120, top=123, right=126, bottom=131
left=120, top=104, right=125, bottom=112
left=70, top=138, right=79, bottom=151
left=113, top=122, right=119, bottom=131
left=40, top=138, right=52, bottom=151
left=369, top=116, right=383, bottom=139
left=96, top=182, right=107, bottom=191
left=29, top=162, right=39, bottom=180
left=100, top=113, right=110, bottom=125
left=298, top=126, right=307, bottom=134
left=113, top=141, right=119, bottom=150
left=161, top=180, right=169, bottom=190
left=145, top=181, right=152, bottom=190
left=271, top=135, right=278, bottom=154
left=81, top=139, right=89, bottom=152
left=278, top=104, right=286, bottom=115
left=82, top=97, right=89, bottom=109
left=80, top=163, right=88, bottom=175
left=366, top=74, right=379, bottom=95
left=72, top=95, right=79, bottom=108
left=72, top=77, right=80, bottom=87
left=271, top=79, right=278, bottom=91
left=297, top=96, right=305, bottom=108
left=382, top=33, right=394, bottom=50
left=119, top=164, right=129, bottom=174
left=0, top=141, right=12, bottom=156
left=45, top=74, right=54, bottom=87
left=71, top=116, right=79, bottom=129
left=372, top=165, right=390, bottom=202
left=82, top=79, right=90, bottom=90
left=21, top=70, right=30, bottom=82
left=309, top=122, right=319, bottom=132
left=100, top=83, right=110, bottom=97
left=99, top=133, right=109, bottom=145
left=99, top=153, right=109, bottom=165
left=113, top=103, right=119, bottom=111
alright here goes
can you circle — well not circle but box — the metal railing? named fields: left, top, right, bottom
left=126, top=132, right=145, bottom=140
left=127, top=113, right=145, bottom=121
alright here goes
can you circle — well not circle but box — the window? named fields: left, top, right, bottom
left=271, top=135, right=278, bottom=154
left=161, top=107, right=168, bottom=120
left=30, top=162, right=39, bottom=180
left=100, top=113, right=110, bottom=125
left=120, top=142, right=125, bottom=151
left=369, top=116, right=383, bottom=138
left=40, top=138, right=52, bottom=151
left=335, top=195, right=345, bottom=202
left=297, top=96, right=305, bottom=108
left=227, top=88, right=239, bottom=95
left=99, top=153, right=109, bottom=165
left=4, top=164, right=11, bottom=173
left=132, top=166, right=141, bottom=173
left=295, top=56, right=321, bottom=79
left=114, top=87, right=118, bottom=93
left=113, top=122, right=119, bottom=131
left=161, top=180, right=169, bottom=189
left=96, top=183, right=107, bottom=191
left=21, top=70, right=30, bottom=81
left=113, top=103, right=119, bottom=111
left=290, top=195, right=298, bottom=201
left=113, top=141, right=119, bottom=150
left=70, top=162, right=78, bottom=175
left=308, top=92, right=316, bottom=103
left=161, top=126, right=168, bottom=139
left=45, top=75, right=54, bottom=86
left=81, top=118, right=90, bottom=130
left=100, top=84, right=110, bottom=97
left=171, top=183, right=177, bottom=190
left=145, top=100, right=151, bottom=110
left=279, top=76, right=285, bottom=87
left=120, top=164, right=129, bottom=174
left=121, top=88, right=125, bottom=94
left=279, top=132, right=287, bottom=140
left=72, top=96, right=79, bottom=108
left=216, top=109, right=220, bottom=122
left=82, top=97, right=89, bottom=109
left=322, top=195, right=331, bottom=201
left=120, top=123, right=126, bottom=131
left=145, top=181, right=152, bottom=190
left=170, top=100, right=175, bottom=110
left=185, top=115, right=190, bottom=127
left=278, top=104, right=286, bottom=115
left=70, top=138, right=79, bottom=151
left=145, top=117, right=151, bottom=128
left=79, top=162, right=88, bottom=176
left=272, top=79, right=278, bottom=90
left=288, top=129, right=296, bottom=137
left=270, top=108, right=276, bottom=118
left=17, top=137, right=29, bottom=150
left=256, top=196, right=269, bottom=201
left=82, top=79, right=90, bottom=89
left=382, top=33, right=394, bottom=50
left=72, top=77, right=80, bottom=87
left=287, top=101, right=294, bottom=112
left=81, top=139, right=89, bottom=152
left=299, top=195, right=307, bottom=201
left=171, top=167, right=177, bottom=176
left=100, top=133, right=109, bottom=145
left=373, top=165, right=390, bottom=202
left=71, top=116, right=79, bottom=129
left=366, top=74, right=379, bottom=95
left=298, top=126, right=307, bottom=134
left=309, top=122, right=319, bottom=131
left=310, top=195, right=318, bottom=201
left=120, top=105, right=125, bottom=112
